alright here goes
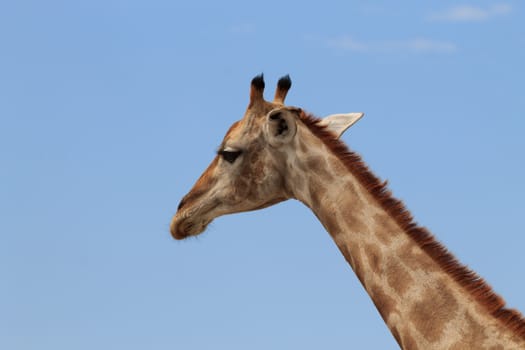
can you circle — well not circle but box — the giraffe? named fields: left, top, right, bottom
left=170, top=74, right=525, bottom=349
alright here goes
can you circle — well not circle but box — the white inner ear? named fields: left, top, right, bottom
left=318, top=112, right=364, bottom=139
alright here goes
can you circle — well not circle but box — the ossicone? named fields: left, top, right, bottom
left=274, top=74, right=292, bottom=104
left=249, top=74, right=265, bottom=106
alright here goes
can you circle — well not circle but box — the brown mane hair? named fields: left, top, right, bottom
left=299, top=111, right=525, bottom=339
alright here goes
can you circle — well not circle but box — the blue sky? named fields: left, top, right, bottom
left=1, top=1, right=524, bottom=349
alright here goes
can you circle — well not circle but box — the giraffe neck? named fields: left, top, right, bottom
left=286, top=124, right=525, bottom=349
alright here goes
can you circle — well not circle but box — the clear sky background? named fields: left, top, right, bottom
left=1, top=1, right=524, bottom=349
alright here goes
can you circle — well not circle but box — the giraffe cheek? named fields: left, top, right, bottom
left=233, top=179, right=250, bottom=198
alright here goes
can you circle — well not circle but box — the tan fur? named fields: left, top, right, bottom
left=300, top=112, right=525, bottom=344
left=171, top=76, right=525, bottom=349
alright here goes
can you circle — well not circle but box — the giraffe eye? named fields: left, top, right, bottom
left=219, top=149, right=242, bottom=164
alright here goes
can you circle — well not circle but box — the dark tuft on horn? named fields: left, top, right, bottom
left=273, top=74, right=292, bottom=104
left=277, top=74, right=292, bottom=91
left=249, top=73, right=265, bottom=107
left=251, top=74, right=265, bottom=90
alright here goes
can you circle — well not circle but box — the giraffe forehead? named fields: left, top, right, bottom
left=224, top=121, right=242, bottom=140
left=221, top=101, right=284, bottom=146
left=222, top=116, right=261, bottom=144
left=221, top=120, right=247, bottom=148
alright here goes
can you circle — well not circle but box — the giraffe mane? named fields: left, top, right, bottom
left=299, top=111, right=525, bottom=340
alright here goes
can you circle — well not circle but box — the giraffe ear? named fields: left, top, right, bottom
left=264, top=108, right=297, bottom=147
left=319, top=112, right=364, bottom=139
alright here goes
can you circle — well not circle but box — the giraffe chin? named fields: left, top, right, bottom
left=170, top=217, right=211, bottom=240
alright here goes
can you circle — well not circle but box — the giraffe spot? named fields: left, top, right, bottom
left=299, top=140, right=309, bottom=154
left=371, top=287, right=398, bottom=321
left=391, top=325, right=421, bottom=350
left=345, top=211, right=368, bottom=236
left=308, top=180, right=325, bottom=210
left=409, top=284, right=458, bottom=343
left=331, top=158, right=349, bottom=176
left=372, top=213, right=400, bottom=244
left=399, top=244, right=440, bottom=274
left=363, top=243, right=383, bottom=275
left=339, top=196, right=368, bottom=235
left=386, top=259, right=413, bottom=296
left=400, top=332, right=418, bottom=350
left=234, top=179, right=249, bottom=197
left=305, top=156, right=333, bottom=181
left=290, top=174, right=305, bottom=194
left=319, top=209, right=343, bottom=236
left=344, top=180, right=360, bottom=199
left=344, top=244, right=364, bottom=280
left=292, top=159, right=307, bottom=173
left=448, top=313, right=489, bottom=348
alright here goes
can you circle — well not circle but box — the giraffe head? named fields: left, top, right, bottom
left=170, top=74, right=363, bottom=239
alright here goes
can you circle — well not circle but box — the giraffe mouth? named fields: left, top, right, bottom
left=170, top=201, right=219, bottom=240
left=170, top=217, right=211, bottom=240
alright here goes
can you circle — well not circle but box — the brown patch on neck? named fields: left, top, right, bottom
left=409, top=286, right=459, bottom=343
left=372, top=287, right=399, bottom=322
left=299, top=111, right=525, bottom=341
left=386, top=259, right=413, bottom=296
